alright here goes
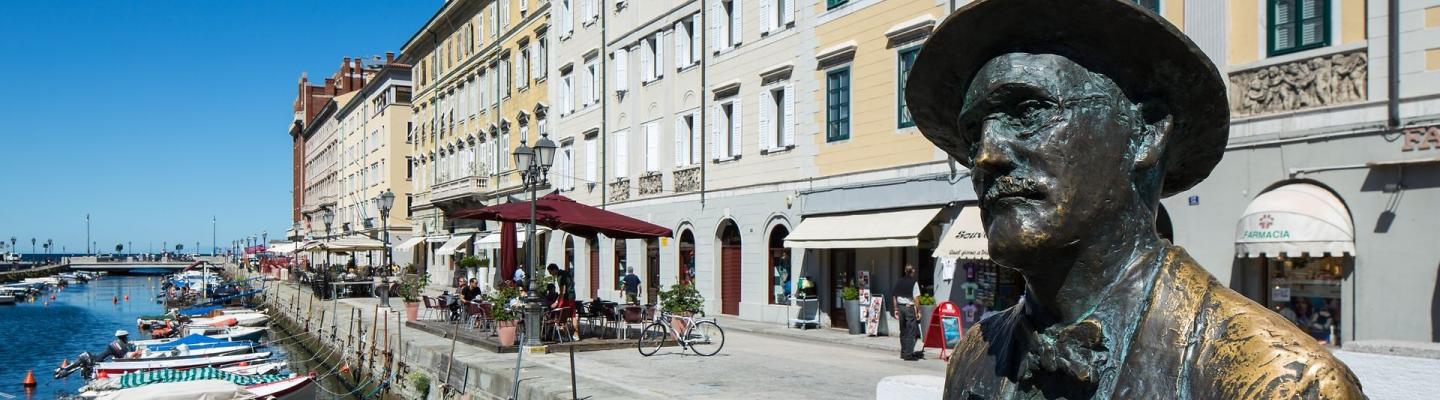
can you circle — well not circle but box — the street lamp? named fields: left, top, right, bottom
left=375, top=189, right=396, bottom=307
left=514, top=133, right=556, bottom=347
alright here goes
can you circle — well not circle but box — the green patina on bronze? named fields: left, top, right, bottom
left=906, top=0, right=1365, bottom=398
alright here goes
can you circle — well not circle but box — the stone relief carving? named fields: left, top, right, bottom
left=1229, top=49, right=1367, bottom=117
left=608, top=179, right=631, bottom=202
left=638, top=173, right=663, bottom=195
left=673, top=166, right=701, bottom=193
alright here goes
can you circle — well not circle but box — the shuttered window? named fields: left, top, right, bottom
left=897, top=47, right=919, bottom=128
left=826, top=67, right=851, bottom=142
left=1269, top=0, right=1328, bottom=56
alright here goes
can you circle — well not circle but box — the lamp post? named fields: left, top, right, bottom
left=375, top=189, right=396, bottom=307
left=322, top=208, right=335, bottom=270
left=513, top=133, right=556, bottom=347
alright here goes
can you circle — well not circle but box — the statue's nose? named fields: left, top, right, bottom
left=973, top=131, right=1017, bottom=176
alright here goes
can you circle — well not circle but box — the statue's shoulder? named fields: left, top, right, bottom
left=1171, top=255, right=1366, bottom=399
left=943, top=305, right=1023, bottom=398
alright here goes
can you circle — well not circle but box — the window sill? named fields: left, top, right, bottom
left=825, top=136, right=850, bottom=144
left=712, top=155, right=742, bottom=164
left=760, top=144, right=796, bottom=155
left=677, top=63, right=699, bottom=74
left=642, top=77, right=663, bottom=87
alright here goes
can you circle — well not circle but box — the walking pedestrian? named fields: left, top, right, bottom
left=892, top=265, right=922, bottom=360
left=622, top=267, right=641, bottom=304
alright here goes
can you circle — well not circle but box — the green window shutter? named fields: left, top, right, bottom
left=827, top=0, right=848, bottom=10
left=1270, top=0, right=1328, bottom=56
left=826, top=68, right=850, bottom=142
left=897, top=47, right=920, bottom=129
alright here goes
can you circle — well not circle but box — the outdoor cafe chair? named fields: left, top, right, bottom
left=618, top=305, right=647, bottom=340
left=543, top=307, right=576, bottom=343
left=463, top=301, right=485, bottom=330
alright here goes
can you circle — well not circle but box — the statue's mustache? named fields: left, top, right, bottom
left=985, top=175, right=1044, bottom=202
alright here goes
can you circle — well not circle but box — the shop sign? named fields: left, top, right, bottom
left=1271, top=286, right=1291, bottom=302
left=1241, top=214, right=1292, bottom=240
left=1401, top=125, right=1440, bottom=151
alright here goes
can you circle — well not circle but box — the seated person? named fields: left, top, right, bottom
left=543, top=284, right=559, bottom=309
left=460, top=278, right=482, bottom=302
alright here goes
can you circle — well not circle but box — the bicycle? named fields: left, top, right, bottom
left=637, top=309, right=725, bottom=356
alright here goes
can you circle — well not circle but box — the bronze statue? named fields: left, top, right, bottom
left=905, top=0, right=1365, bottom=398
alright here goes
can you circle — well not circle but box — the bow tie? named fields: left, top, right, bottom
left=1014, top=318, right=1112, bottom=396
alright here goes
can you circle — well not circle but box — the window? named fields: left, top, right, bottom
left=584, top=0, right=598, bottom=24
left=713, top=0, right=741, bottom=51
left=586, top=58, right=600, bottom=105
left=613, top=239, right=627, bottom=290
left=763, top=0, right=795, bottom=34
left=499, top=129, right=511, bottom=170
left=560, top=71, right=574, bottom=115
left=641, top=33, right=664, bottom=83
left=675, top=16, right=700, bottom=69
left=585, top=136, right=598, bottom=183
left=644, top=121, right=660, bottom=172
left=1133, top=0, right=1160, bottom=12
left=826, top=67, right=851, bottom=142
left=536, top=38, right=548, bottom=80
left=500, top=0, right=510, bottom=30
left=760, top=84, right=794, bottom=150
left=559, top=0, right=574, bottom=38
left=614, top=48, right=630, bottom=92
left=557, top=144, right=574, bottom=190
left=712, top=100, right=740, bottom=160
left=897, top=47, right=919, bottom=128
left=827, top=0, right=847, bottom=10
left=614, top=129, right=629, bottom=178
left=501, top=58, right=512, bottom=98
left=1270, top=0, right=1328, bottom=56
left=518, top=45, right=531, bottom=88
left=674, top=112, right=699, bottom=167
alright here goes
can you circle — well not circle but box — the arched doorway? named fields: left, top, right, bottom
left=719, top=221, right=742, bottom=315
left=614, top=239, right=628, bottom=294
left=678, top=230, right=696, bottom=285
left=768, top=225, right=791, bottom=305
left=646, top=238, right=660, bottom=304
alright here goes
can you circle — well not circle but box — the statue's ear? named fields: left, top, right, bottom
left=1133, top=100, right=1172, bottom=171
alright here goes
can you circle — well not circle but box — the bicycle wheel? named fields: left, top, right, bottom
left=686, top=321, right=725, bottom=356
left=637, top=322, right=668, bottom=356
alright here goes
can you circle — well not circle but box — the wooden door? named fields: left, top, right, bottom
left=721, top=244, right=742, bottom=315
left=589, top=245, right=600, bottom=299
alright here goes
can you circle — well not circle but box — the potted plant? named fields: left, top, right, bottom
left=842, top=285, right=862, bottom=334
left=398, top=265, right=430, bottom=321
left=659, top=282, right=704, bottom=335
left=488, top=285, right=522, bottom=346
left=917, top=293, right=937, bottom=339
left=407, top=371, right=431, bottom=399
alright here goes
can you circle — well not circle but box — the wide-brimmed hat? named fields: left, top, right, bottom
left=906, top=0, right=1229, bottom=197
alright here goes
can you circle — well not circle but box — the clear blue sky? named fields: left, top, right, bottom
left=0, top=1, right=437, bottom=254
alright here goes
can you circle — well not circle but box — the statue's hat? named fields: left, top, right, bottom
left=906, top=0, right=1229, bottom=197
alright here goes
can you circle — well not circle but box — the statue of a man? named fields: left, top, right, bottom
left=905, top=1, right=1366, bottom=398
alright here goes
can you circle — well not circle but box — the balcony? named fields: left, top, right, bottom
left=1228, top=47, right=1367, bottom=117
left=432, top=175, right=490, bottom=203
left=609, top=178, right=631, bottom=202
left=638, top=172, right=663, bottom=196
left=673, top=166, right=701, bottom=193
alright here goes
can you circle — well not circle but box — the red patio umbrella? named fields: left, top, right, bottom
left=450, top=193, right=673, bottom=239
left=500, top=221, right=517, bottom=285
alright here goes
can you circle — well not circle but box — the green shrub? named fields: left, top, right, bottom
left=659, top=282, right=704, bottom=314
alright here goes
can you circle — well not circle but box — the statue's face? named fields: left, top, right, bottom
left=959, top=53, right=1146, bottom=268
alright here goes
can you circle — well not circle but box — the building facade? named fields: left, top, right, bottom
left=331, top=60, right=417, bottom=266
left=289, top=58, right=375, bottom=240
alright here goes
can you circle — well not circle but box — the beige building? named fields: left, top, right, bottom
left=331, top=63, right=416, bottom=266
left=400, top=0, right=552, bottom=288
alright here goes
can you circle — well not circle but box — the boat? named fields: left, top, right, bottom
left=94, top=352, right=272, bottom=375
left=181, top=326, right=267, bottom=342
left=135, top=343, right=254, bottom=360
left=136, top=334, right=258, bottom=354
left=243, top=375, right=316, bottom=400
left=0, top=295, right=15, bottom=305
left=189, top=313, right=270, bottom=327
left=76, top=374, right=315, bottom=400
left=220, top=361, right=289, bottom=376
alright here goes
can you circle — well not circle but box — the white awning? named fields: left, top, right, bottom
left=425, top=236, right=450, bottom=243
left=932, top=206, right=988, bottom=260
left=394, top=236, right=426, bottom=249
left=320, top=235, right=388, bottom=252
left=265, top=242, right=302, bottom=254
left=435, top=234, right=473, bottom=256
left=785, top=207, right=942, bottom=249
left=474, top=228, right=550, bottom=249
left=1235, top=183, right=1356, bottom=258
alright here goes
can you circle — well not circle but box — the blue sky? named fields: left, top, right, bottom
left=0, top=1, right=438, bottom=254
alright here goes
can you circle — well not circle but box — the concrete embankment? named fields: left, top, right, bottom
left=245, top=266, right=638, bottom=400
left=0, top=264, right=68, bottom=282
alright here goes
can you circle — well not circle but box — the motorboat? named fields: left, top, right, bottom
left=220, top=361, right=289, bottom=376
left=0, top=295, right=15, bottom=305
left=71, top=368, right=311, bottom=400
left=93, top=352, right=272, bottom=375
left=189, top=313, right=270, bottom=327
left=130, top=327, right=266, bottom=348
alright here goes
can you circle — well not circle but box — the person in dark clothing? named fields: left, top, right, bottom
left=622, top=268, right=642, bottom=304
left=460, top=278, right=481, bottom=302
left=892, top=265, right=922, bottom=360
left=96, top=330, right=135, bottom=362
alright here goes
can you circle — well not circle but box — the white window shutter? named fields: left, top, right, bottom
left=654, top=32, right=665, bottom=79
left=758, top=91, right=772, bottom=152
left=530, top=42, right=540, bottom=80
left=585, top=139, right=597, bottom=181
left=732, top=0, right=742, bottom=46
left=674, top=117, right=687, bottom=167
left=616, top=130, right=629, bottom=178
left=709, top=2, right=720, bottom=53
left=579, top=69, right=590, bottom=106
left=646, top=123, right=659, bottom=171
left=675, top=22, right=686, bottom=69
left=760, top=0, right=772, bottom=33
left=710, top=106, right=721, bottom=160
left=641, top=40, right=653, bottom=82
left=730, top=101, right=742, bottom=158
left=690, top=114, right=701, bottom=164
left=691, top=14, right=702, bottom=61
left=785, top=0, right=796, bottom=25
left=615, top=49, right=629, bottom=91
left=783, top=83, right=795, bottom=148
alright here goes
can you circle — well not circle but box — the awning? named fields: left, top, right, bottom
left=1235, top=183, right=1355, bottom=258
left=315, top=235, right=388, bottom=252
left=425, top=236, right=450, bottom=243
left=394, top=236, right=426, bottom=249
left=786, top=207, right=942, bottom=249
left=932, top=206, right=988, bottom=260
left=264, top=242, right=302, bottom=254
left=435, top=234, right=473, bottom=256
left=475, top=228, right=549, bottom=249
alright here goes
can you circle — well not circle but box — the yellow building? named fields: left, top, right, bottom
left=400, top=0, right=551, bottom=287
left=332, top=62, right=415, bottom=266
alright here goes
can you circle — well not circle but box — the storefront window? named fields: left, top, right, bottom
left=954, top=260, right=1023, bottom=326
left=1265, top=256, right=1344, bottom=345
left=769, top=226, right=791, bottom=305
left=614, top=239, right=628, bottom=290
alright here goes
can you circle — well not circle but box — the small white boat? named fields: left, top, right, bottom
left=220, top=361, right=288, bottom=376
left=135, top=344, right=252, bottom=360
left=95, top=352, right=272, bottom=374
left=244, top=375, right=317, bottom=400
left=182, top=326, right=267, bottom=342
left=190, top=313, right=270, bottom=327
left=79, top=375, right=314, bottom=400
left=0, top=295, right=15, bottom=305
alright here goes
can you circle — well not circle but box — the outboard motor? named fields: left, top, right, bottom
left=53, top=352, right=95, bottom=380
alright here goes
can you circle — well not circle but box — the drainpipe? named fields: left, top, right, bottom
left=600, top=0, right=609, bottom=209
left=1387, top=0, right=1400, bottom=129
left=699, top=0, right=708, bottom=208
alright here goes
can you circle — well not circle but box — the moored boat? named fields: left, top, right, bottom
left=94, top=352, right=272, bottom=375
